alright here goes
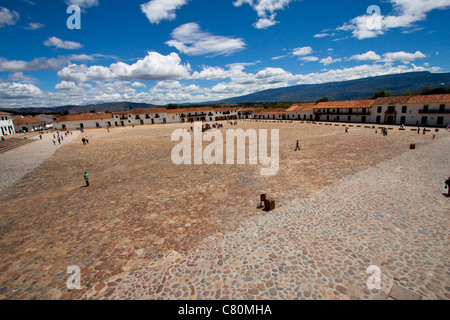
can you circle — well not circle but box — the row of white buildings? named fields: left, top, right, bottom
left=53, top=107, right=239, bottom=130
left=248, top=94, right=450, bottom=127
left=0, top=112, right=56, bottom=137
left=2, top=94, right=449, bottom=135
left=0, top=112, right=15, bottom=137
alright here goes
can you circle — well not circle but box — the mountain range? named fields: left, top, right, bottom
left=1, top=71, right=449, bottom=114
left=216, top=71, right=450, bottom=103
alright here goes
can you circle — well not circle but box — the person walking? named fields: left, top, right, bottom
left=82, top=137, right=86, bottom=145
left=84, top=172, right=89, bottom=187
left=295, top=140, right=300, bottom=151
left=445, top=177, right=450, bottom=196
left=52, top=138, right=56, bottom=145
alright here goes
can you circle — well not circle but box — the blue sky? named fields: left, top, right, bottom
left=0, top=0, right=449, bottom=108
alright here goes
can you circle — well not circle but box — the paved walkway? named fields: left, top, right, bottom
left=81, top=135, right=450, bottom=300
left=0, top=131, right=80, bottom=193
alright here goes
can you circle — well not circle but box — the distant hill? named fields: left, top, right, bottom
left=0, top=101, right=160, bottom=115
left=1, top=72, right=449, bottom=115
left=217, top=71, right=450, bottom=103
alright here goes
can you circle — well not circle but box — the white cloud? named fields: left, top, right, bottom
left=141, top=0, right=188, bottom=24
left=293, top=62, right=434, bottom=85
left=192, top=67, right=232, bottom=80
left=254, top=16, right=278, bottom=29
left=314, top=33, right=329, bottom=38
left=0, top=60, right=443, bottom=108
left=0, top=57, right=68, bottom=72
left=292, top=46, right=313, bottom=57
left=350, top=51, right=382, bottom=61
left=69, top=54, right=94, bottom=61
left=64, top=0, right=99, bottom=8
left=0, top=82, right=42, bottom=99
left=338, top=0, right=450, bottom=39
left=300, top=56, right=319, bottom=62
left=320, top=56, right=342, bottom=66
left=383, top=51, right=427, bottom=63
left=0, top=7, right=19, bottom=28
left=44, top=37, right=83, bottom=50
left=24, top=22, right=44, bottom=30
left=58, top=52, right=191, bottom=82
left=233, top=0, right=295, bottom=29
left=55, top=81, right=79, bottom=91
left=131, top=82, right=146, bottom=88
left=166, top=23, right=246, bottom=56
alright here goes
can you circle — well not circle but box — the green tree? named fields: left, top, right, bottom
left=421, top=87, right=450, bottom=95
left=317, top=97, right=329, bottom=103
left=370, top=89, right=391, bottom=100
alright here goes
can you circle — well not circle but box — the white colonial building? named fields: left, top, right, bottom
left=371, top=95, right=450, bottom=126
left=13, top=117, right=47, bottom=133
left=252, top=108, right=289, bottom=120
left=112, top=108, right=169, bottom=126
left=237, top=107, right=263, bottom=119
left=54, top=113, right=114, bottom=130
left=312, top=100, right=373, bottom=124
left=287, top=103, right=317, bottom=121
left=0, top=111, right=16, bottom=137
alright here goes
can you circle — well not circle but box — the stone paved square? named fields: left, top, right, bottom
left=0, top=121, right=448, bottom=300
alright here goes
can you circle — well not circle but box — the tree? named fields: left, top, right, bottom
left=421, top=87, right=450, bottom=95
left=370, top=89, right=391, bottom=100
left=89, top=109, right=96, bottom=113
left=317, top=97, right=329, bottom=103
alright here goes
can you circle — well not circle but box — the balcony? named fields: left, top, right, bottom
left=418, top=109, right=449, bottom=114
left=187, top=113, right=207, bottom=117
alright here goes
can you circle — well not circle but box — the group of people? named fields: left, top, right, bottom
left=81, top=136, right=89, bottom=145
left=229, top=121, right=238, bottom=126
left=49, top=131, right=73, bottom=145
left=212, top=123, right=224, bottom=129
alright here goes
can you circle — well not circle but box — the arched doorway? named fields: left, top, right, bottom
left=386, top=115, right=394, bottom=124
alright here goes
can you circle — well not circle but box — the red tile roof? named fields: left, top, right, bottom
left=314, top=100, right=373, bottom=110
left=287, top=103, right=318, bottom=112
left=212, top=107, right=237, bottom=112
left=374, top=94, right=450, bottom=105
left=237, top=107, right=264, bottom=113
left=113, top=108, right=167, bottom=116
left=13, top=117, right=46, bottom=125
left=55, top=113, right=113, bottom=123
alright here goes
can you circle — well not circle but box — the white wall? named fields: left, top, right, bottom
left=54, top=118, right=113, bottom=130
left=112, top=112, right=169, bottom=126
left=370, top=103, right=450, bottom=126
left=0, top=119, right=15, bottom=136
left=287, top=111, right=314, bottom=121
